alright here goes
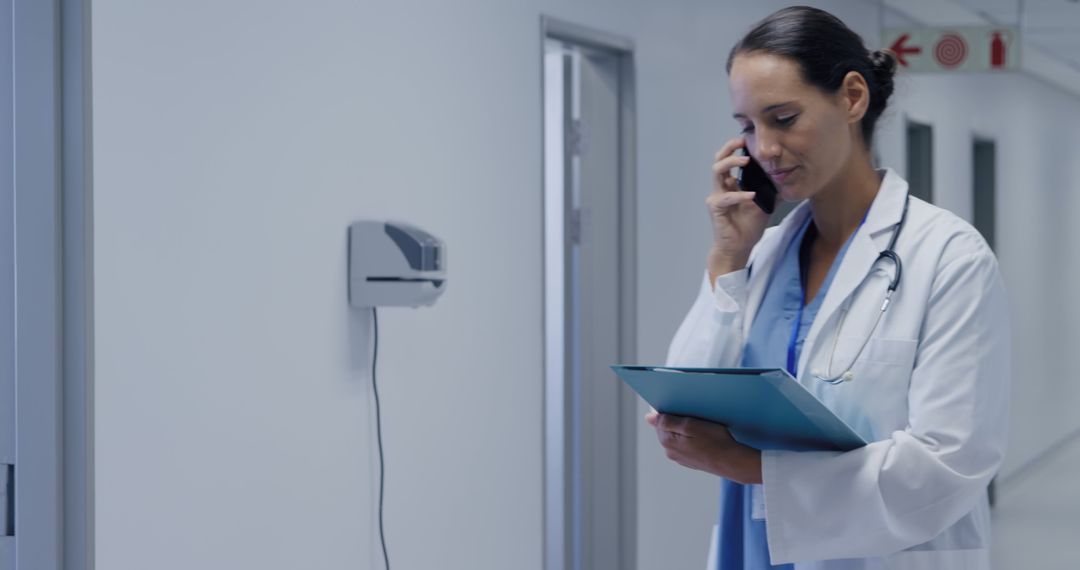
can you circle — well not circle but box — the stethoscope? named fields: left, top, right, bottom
left=809, top=194, right=910, bottom=384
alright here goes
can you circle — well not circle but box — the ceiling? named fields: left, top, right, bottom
left=950, top=0, right=1080, bottom=71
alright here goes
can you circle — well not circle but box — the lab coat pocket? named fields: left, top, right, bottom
left=841, top=336, right=918, bottom=367
left=822, top=336, right=918, bottom=441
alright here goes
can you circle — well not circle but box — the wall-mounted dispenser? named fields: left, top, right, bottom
left=348, top=221, right=447, bottom=308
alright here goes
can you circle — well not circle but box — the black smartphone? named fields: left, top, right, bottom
left=736, top=148, right=778, bottom=215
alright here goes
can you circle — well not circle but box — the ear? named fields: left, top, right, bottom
left=838, top=71, right=870, bottom=125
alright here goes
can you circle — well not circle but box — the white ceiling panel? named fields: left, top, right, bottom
left=1028, top=36, right=1080, bottom=70
left=1024, top=3, right=1080, bottom=30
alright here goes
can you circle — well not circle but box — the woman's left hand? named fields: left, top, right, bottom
left=646, top=411, right=762, bottom=484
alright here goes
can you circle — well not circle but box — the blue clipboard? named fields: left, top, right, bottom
left=611, top=365, right=867, bottom=452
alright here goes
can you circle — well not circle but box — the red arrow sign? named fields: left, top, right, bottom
left=889, top=33, right=922, bottom=67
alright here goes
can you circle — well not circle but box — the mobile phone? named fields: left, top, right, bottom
left=736, top=148, right=778, bottom=215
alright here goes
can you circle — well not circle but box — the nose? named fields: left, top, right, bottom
left=754, top=132, right=782, bottom=165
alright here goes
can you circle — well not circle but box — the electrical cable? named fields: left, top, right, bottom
left=371, top=307, right=390, bottom=570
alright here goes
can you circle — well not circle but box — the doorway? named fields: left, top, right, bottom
left=906, top=120, right=934, bottom=203
left=1, top=1, right=14, bottom=563
left=2, top=0, right=93, bottom=568
left=972, top=135, right=997, bottom=505
left=542, top=17, right=637, bottom=570
left=973, top=137, right=996, bottom=250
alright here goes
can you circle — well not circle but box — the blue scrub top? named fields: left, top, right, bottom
left=716, top=216, right=860, bottom=569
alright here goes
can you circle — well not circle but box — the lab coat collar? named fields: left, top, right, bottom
left=860, top=168, right=909, bottom=238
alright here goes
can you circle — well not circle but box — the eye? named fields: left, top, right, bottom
left=776, top=114, right=798, bottom=127
left=739, top=122, right=755, bottom=134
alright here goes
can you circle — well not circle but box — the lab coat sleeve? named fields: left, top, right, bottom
left=664, top=268, right=749, bottom=368
left=761, top=248, right=1011, bottom=564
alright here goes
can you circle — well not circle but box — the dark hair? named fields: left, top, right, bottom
left=726, top=6, right=897, bottom=146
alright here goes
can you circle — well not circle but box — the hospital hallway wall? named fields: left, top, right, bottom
left=81, top=0, right=1080, bottom=569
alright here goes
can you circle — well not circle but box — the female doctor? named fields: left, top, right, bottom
left=646, top=6, right=1010, bottom=569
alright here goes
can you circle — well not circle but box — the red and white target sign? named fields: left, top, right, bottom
left=883, top=27, right=1020, bottom=72
left=934, top=33, right=968, bottom=68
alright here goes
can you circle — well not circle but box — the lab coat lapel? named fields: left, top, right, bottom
left=741, top=203, right=812, bottom=340
left=798, top=169, right=909, bottom=378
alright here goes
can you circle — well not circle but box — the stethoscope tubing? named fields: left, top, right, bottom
left=811, top=194, right=911, bottom=384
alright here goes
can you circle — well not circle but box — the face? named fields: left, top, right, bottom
left=729, top=52, right=868, bottom=202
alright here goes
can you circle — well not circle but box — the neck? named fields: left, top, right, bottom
left=807, top=148, right=881, bottom=249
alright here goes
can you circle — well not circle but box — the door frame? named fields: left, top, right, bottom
left=8, top=0, right=94, bottom=568
left=540, top=16, right=637, bottom=570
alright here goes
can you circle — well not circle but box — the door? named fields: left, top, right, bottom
left=972, top=136, right=997, bottom=504
left=973, top=138, right=996, bottom=250
left=5, top=0, right=86, bottom=568
left=906, top=120, right=934, bottom=203
left=575, top=48, right=624, bottom=570
left=543, top=18, right=637, bottom=570
left=1, top=0, right=17, bottom=564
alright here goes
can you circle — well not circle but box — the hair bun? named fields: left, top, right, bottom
left=870, top=48, right=896, bottom=66
left=869, top=49, right=897, bottom=104
left=868, top=50, right=894, bottom=87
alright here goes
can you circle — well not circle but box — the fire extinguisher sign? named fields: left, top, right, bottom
left=883, top=27, right=1021, bottom=72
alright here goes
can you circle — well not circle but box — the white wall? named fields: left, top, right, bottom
left=91, top=1, right=1078, bottom=569
left=93, top=2, right=548, bottom=568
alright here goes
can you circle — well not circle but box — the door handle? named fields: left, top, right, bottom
left=0, top=464, right=11, bottom=536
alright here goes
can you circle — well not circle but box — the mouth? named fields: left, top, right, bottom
left=768, top=166, right=799, bottom=184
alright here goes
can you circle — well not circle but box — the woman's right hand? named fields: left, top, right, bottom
left=706, top=138, right=770, bottom=280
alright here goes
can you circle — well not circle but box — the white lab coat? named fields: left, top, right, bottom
left=667, top=169, right=1010, bottom=569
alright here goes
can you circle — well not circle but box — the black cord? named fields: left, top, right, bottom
left=371, top=307, right=390, bottom=570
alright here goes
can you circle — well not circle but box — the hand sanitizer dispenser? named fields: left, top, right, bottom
left=348, top=221, right=447, bottom=308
